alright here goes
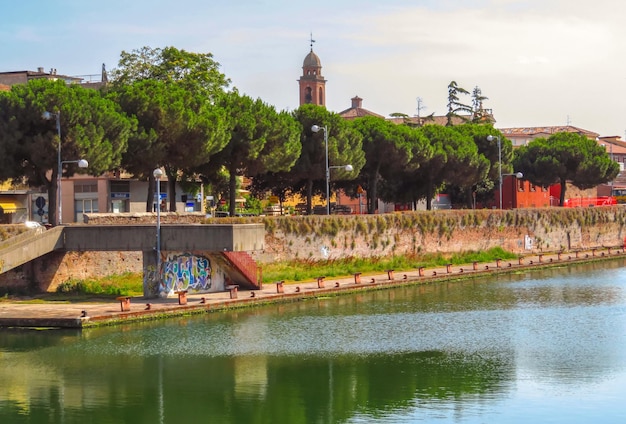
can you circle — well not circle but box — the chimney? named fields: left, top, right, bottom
left=37, top=67, right=44, bottom=73
left=351, top=96, right=363, bottom=109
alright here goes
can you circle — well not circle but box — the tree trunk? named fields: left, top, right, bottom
left=228, top=170, right=237, bottom=217
left=465, top=188, right=473, bottom=209
left=305, top=179, right=313, bottom=215
left=165, top=169, right=177, bottom=212
left=559, top=179, right=567, bottom=207
left=426, top=182, right=434, bottom=210
left=146, top=173, right=155, bottom=213
left=368, top=174, right=378, bottom=214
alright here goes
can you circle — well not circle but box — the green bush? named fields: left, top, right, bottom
left=55, top=273, right=143, bottom=297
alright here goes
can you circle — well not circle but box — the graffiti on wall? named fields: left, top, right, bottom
left=160, top=252, right=212, bottom=295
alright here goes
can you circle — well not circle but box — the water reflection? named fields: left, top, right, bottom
left=0, top=259, right=625, bottom=423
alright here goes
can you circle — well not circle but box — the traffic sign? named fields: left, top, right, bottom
left=35, top=196, right=46, bottom=208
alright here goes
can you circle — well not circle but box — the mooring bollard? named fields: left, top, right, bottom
left=226, top=285, right=238, bottom=299
left=317, top=276, right=325, bottom=288
left=175, top=290, right=188, bottom=305
left=276, top=281, right=284, bottom=293
left=116, top=296, right=131, bottom=312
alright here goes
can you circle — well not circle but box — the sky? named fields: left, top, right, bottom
left=2, top=0, right=625, bottom=137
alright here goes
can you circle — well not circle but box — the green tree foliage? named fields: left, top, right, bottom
left=513, top=132, right=620, bottom=206
left=109, top=46, right=232, bottom=211
left=385, top=125, right=487, bottom=210
left=290, top=105, right=365, bottom=214
left=110, top=79, right=229, bottom=211
left=352, top=116, right=426, bottom=214
left=446, top=81, right=472, bottom=126
left=0, top=79, right=132, bottom=225
left=470, top=86, right=494, bottom=124
left=195, top=91, right=301, bottom=216
left=110, top=46, right=230, bottom=97
left=454, top=124, right=509, bottom=207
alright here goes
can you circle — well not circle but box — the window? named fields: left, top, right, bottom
left=517, top=179, right=524, bottom=191
left=75, top=198, right=98, bottom=222
left=74, top=182, right=97, bottom=193
left=110, top=181, right=130, bottom=192
left=76, top=198, right=98, bottom=213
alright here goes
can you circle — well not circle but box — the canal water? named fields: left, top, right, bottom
left=1, top=260, right=625, bottom=423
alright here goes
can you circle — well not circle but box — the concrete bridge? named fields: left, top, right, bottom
left=0, top=224, right=265, bottom=298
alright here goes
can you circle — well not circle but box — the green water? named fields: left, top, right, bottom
left=1, top=260, right=625, bottom=423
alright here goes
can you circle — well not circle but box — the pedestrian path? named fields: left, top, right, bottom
left=0, top=247, right=622, bottom=329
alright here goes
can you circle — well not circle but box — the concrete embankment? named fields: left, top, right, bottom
left=3, top=208, right=624, bottom=294
left=1, top=247, right=623, bottom=329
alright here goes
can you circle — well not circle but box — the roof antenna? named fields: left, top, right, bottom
left=416, top=97, right=426, bottom=120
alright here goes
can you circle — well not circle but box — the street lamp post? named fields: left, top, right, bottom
left=153, top=168, right=163, bottom=288
left=311, top=125, right=353, bottom=215
left=58, top=159, right=89, bottom=224
left=43, top=111, right=88, bottom=225
left=487, top=135, right=503, bottom=209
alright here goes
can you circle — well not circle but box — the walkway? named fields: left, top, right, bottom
left=0, top=248, right=622, bottom=329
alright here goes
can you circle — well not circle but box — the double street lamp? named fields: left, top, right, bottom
left=311, top=124, right=353, bottom=215
left=486, top=134, right=503, bottom=209
left=487, top=134, right=524, bottom=209
left=42, top=111, right=88, bottom=225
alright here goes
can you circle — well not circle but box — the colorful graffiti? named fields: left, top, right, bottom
left=160, top=252, right=212, bottom=295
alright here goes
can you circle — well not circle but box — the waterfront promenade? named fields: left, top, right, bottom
left=0, top=247, right=622, bottom=329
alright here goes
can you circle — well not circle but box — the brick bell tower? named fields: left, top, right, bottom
left=298, top=35, right=326, bottom=106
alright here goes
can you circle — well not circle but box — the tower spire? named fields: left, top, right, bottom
left=298, top=35, right=326, bottom=107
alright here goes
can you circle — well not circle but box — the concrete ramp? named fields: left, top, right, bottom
left=0, top=223, right=265, bottom=275
left=0, top=226, right=63, bottom=273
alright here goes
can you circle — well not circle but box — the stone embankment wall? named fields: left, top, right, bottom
left=2, top=207, right=625, bottom=293
left=253, top=207, right=626, bottom=263
left=84, top=208, right=626, bottom=263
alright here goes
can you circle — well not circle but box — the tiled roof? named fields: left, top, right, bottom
left=500, top=126, right=599, bottom=138
left=386, top=115, right=469, bottom=126
left=339, top=107, right=384, bottom=120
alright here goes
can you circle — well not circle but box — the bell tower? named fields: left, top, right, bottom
left=298, top=35, right=326, bottom=106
